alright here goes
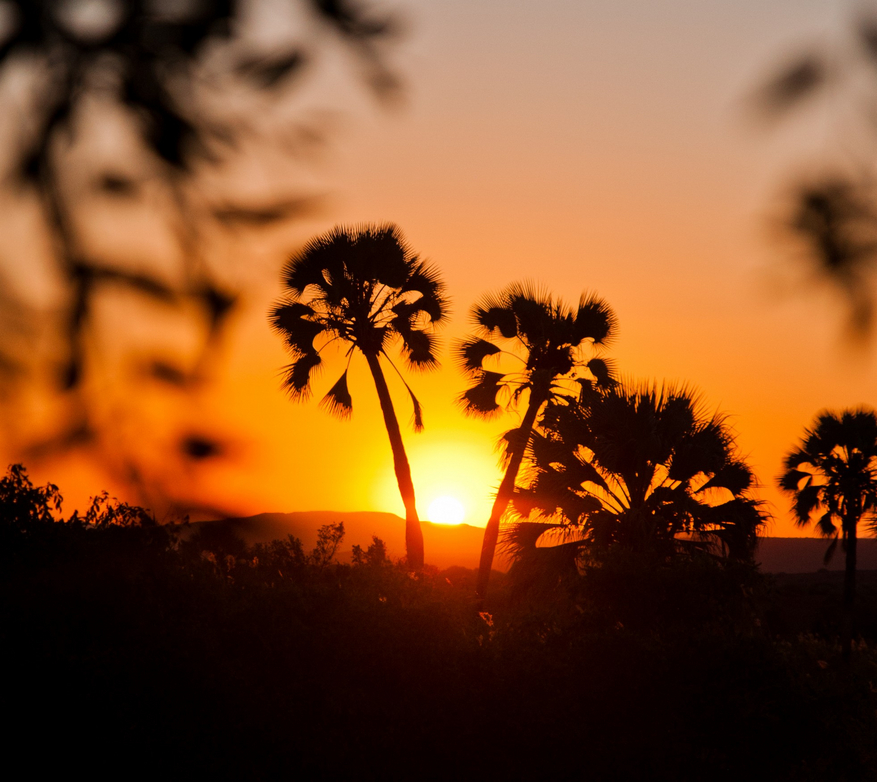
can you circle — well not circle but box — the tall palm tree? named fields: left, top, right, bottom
left=269, top=224, right=448, bottom=570
left=779, top=408, right=877, bottom=659
left=456, top=283, right=616, bottom=600
left=507, top=381, right=767, bottom=583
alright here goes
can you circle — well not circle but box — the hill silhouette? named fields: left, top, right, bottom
left=756, top=537, right=877, bottom=574
left=194, top=513, right=877, bottom=574
left=193, top=511, right=502, bottom=571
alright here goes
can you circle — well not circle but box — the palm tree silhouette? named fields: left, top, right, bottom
left=269, top=224, right=448, bottom=570
left=456, top=283, right=616, bottom=600
left=507, top=381, right=767, bottom=586
left=779, top=408, right=877, bottom=660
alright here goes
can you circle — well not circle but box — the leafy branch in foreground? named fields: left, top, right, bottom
left=0, top=0, right=398, bottom=516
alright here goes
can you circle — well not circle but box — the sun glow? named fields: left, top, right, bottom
left=372, top=430, right=501, bottom=528
left=427, top=495, right=466, bottom=525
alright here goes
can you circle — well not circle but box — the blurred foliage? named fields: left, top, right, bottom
left=756, top=12, right=877, bottom=340
left=0, top=0, right=398, bottom=515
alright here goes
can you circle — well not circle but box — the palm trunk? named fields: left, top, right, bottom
left=476, top=387, right=547, bottom=603
left=842, top=517, right=857, bottom=663
left=364, top=352, right=424, bottom=570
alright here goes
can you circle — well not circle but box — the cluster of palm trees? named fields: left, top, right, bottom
left=269, top=223, right=877, bottom=611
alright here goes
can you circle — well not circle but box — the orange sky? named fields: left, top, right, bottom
left=2, top=0, right=876, bottom=537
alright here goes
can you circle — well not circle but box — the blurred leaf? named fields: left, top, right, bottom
left=235, top=50, right=306, bottom=89
left=148, top=360, right=189, bottom=386
left=857, top=16, right=877, bottom=66
left=96, top=172, right=138, bottom=196
left=181, top=435, right=222, bottom=460
left=213, top=196, right=320, bottom=227
left=753, top=53, right=826, bottom=117
left=195, top=284, right=236, bottom=330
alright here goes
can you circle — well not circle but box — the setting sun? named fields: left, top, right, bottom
left=427, top=495, right=466, bottom=525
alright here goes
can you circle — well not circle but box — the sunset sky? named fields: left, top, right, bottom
left=3, top=0, right=877, bottom=538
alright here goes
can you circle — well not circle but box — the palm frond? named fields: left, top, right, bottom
left=528, top=429, right=575, bottom=468
left=269, top=301, right=325, bottom=355
left=500, top=425, right=530, bottom=464
left=697, top=497, right=768, bottom=559
left=816, top=510, right=837, bottom=537
left=268, top=299, right=314, bottom=328
left=474, top=304, right=518, bottom=339
left=699, top=461, right=754, bottom=494
left=574, top=294, right=617, bottom=344
left=806, top=411, right=847, bottom=455
left=565, top=459, right=610, bottom=493
left=500, top=520, right=557, bottom=558
left=397, top=329, right=439, bottom=371
left=668, top=418, right=731, bottom=483
left=792, top=483, right=822, bottom=525
left=778, top=468, right=812, bottom=493
left=509, top=293, right=555, bottom=346
left=282, top=231, right=351, bottom=295
left=390, top=297, right=443, bottom=337
left=279, top=352, right=322, bottom=400
left=459, top=370, right=505, bottom=418
left=354, top=223, right=412, bottom=288
left=406, top=385, right=424, bottom=432
left=502, top=521, right=587, bottom=596
left=844, top=408, right=877, bottom=450
left=381, top=352, right=426, bottom=432
left=319, top=370, right=353, bottom=420
left=402, top=261, right=449, bottom=323
left=511, top=487, right=553, bottom=519
left=502, top=519, right=587, bottom=558
left=455, top=337, right=502, bottom=376
left=783, top=448, right=814, bottom=471
left=586, top=357, right=617, bottom=387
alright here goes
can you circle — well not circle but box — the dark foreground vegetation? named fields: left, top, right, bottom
left=4, top=468, right=877, bottom=781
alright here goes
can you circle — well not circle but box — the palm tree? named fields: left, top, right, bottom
left=456, top=283, right=616, bottom=600
left=778, top=408, right=877, bottom=659
left=507, top=381, right=767, bottom=582
left=269, top=224, right=448, bottom=570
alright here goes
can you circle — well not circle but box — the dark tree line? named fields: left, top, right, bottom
left=4, top=461, right=877, bottom=780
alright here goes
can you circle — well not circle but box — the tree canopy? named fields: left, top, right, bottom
left=507, top=380, right=767, bottom=581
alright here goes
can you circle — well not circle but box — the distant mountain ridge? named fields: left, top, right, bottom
left=194, top=512, right=877, bottom=574
left=755, top=537, right=877, bottom=574
left=195, top=511, right=494, bottom=571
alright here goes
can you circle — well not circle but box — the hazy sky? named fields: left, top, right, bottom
left=4, top=0, right=877, bottom=538
left=226, top=0, right=875, bottom=536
